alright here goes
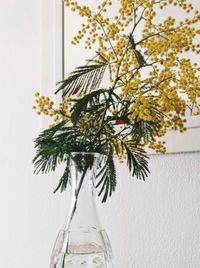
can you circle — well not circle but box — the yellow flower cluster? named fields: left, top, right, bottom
left=148, top=140, right=167, bottom=154
left=33, top=92, right=72, bottom=126
left=159, top=0, right=194, bottom=11
left=193, top=106, right=200, bottom=116
left=62, top=0, right=200, bottom=154
left=178, top=59, right=200, bottom=103
left=77, top=112, right=100, bottom=133
left=128, top=94, right=158, bottom=122
left=113, top=139, right=127, bottom=163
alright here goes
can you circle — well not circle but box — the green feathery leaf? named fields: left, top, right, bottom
left=33, top=123, right=80, bottom=174
left=53, top=157, right=70, bottom=193
left=71, top=89, right=107, bottom=124
left=130, top=120, right=160, bottom=143
left=55, top=60, right=108, bottom=97
left=96, top=149, right=117, bottom=203
left=121, top=140, right=149, bottom=181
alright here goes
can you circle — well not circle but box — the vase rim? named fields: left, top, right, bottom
left=70, top=152, right=103, bottom=158
left=69, top=152, right=104, bottom=167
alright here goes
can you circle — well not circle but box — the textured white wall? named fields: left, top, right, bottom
left=0, top=1, right=200, bottom=268
left=0, top=1, right=43, bottom=267
left=100, top=153, right=200, bottom=268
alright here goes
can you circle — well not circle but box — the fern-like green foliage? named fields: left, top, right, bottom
left=33, top=48, right=163, bottom=202
left=121, top=140, right=149, bottom=181
left=33, top=120, right=153, bottom=201
left=33, top=122, right=116, bottom=202
left=55, top=59, right=108, bottom=97
left=53, top=159, right=70, bottom=193
left=33, top=122, right=67, bottom=174
left=130, top=120, right=160, bottom=144
left=96, top=148, right=117, bottom=203
left=71, top=89, right=107, bottom=124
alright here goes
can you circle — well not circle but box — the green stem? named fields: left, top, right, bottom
left=65, top=167, right=88, bottom=254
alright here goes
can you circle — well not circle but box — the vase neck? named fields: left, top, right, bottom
left=65, top=153, right=102, bottom=231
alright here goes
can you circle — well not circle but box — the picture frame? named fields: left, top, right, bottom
left=42, top=0, right=200, bottom=154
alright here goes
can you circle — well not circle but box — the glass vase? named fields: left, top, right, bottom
left=50, top=152, right=114, bottom=268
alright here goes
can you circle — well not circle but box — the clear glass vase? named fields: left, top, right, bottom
left=50, top=152, right=114, bottom=268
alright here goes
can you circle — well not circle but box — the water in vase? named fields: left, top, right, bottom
left=55, top=244, right=109, bottom=268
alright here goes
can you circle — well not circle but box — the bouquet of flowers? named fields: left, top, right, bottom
left=33, top=0, right=200, bottom=202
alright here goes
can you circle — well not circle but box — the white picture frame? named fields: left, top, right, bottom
left=42, top=0, right=200, bottom=154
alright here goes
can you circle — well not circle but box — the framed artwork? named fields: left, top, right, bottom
left=42, top=0, right=200, bottom=154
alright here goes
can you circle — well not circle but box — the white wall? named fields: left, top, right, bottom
left=102, top=153, right=200, bottom=268
left=0, top=1, right=200, bottom=268
left=0, top=1, right=44, bottom=267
